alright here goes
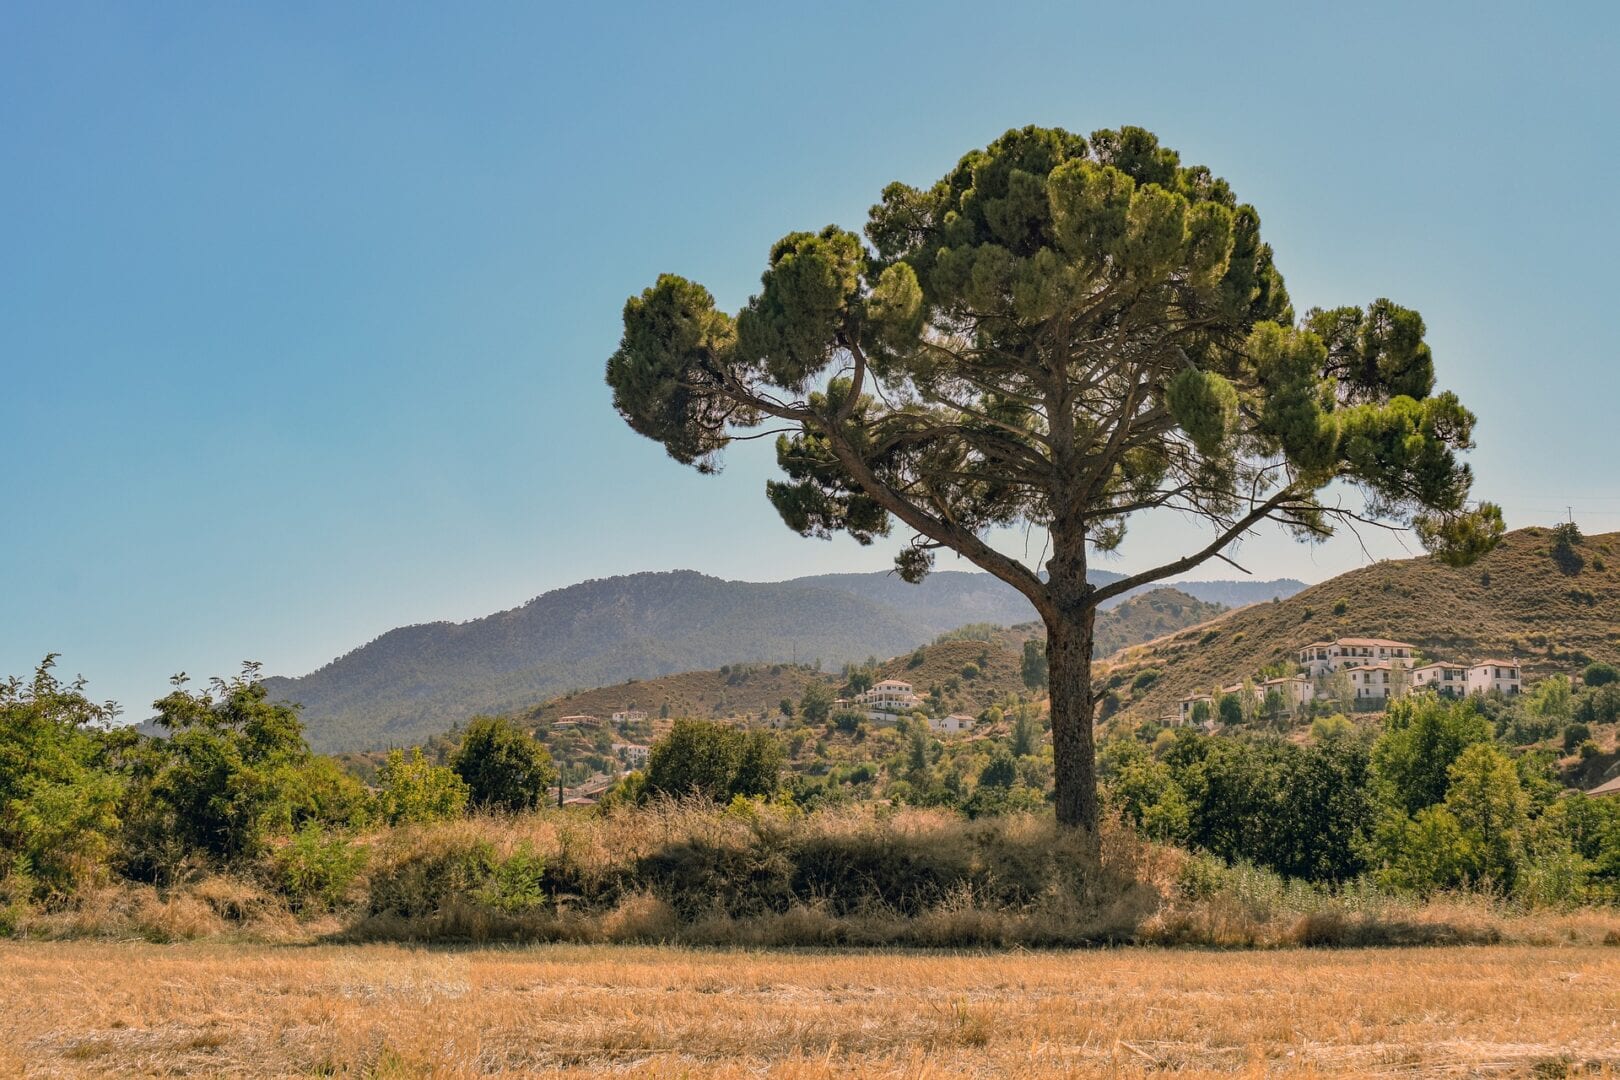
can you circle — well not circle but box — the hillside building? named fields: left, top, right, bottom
left=1177, top=694, right=1216, bottom=728
left=553, top=715, right=602, bottom=729
left=927, top=713, right=977, bottom=735
left=1298, top=638, right=1416, bottom=678
left=611, top=709, right=647, bottom=724
left=1411, top=662, right=1469, bottom=696
left=1468, top=661, right=1522, bottom=696
left=613, top=742, right=650, bottom=769
left=856, top=679, right=922, bottom=717
left=1260, top=675, right=1314, bottom=715
left=1342, top=660, right=1403, bottom=701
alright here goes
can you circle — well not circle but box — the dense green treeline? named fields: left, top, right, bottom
left=1101, top=694, right=1620, bottom=900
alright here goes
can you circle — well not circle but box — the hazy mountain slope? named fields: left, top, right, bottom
left=796, top=568, right=1303, bottom=617
left=268, top=571, right=927, bottom=751
left=264, top=567, right=1303, bottom=753
left=1103, top=528, right=1620, bottom=724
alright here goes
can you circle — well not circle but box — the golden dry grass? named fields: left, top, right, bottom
left=3, top=940, right=1619, bottom=1078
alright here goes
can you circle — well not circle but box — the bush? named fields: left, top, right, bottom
left=831, top=710, right=864, bottom=735
left=272, top=823, right=368, bottom=911
left=1584, top=663, right=1620, bottom=688
left=1332, top=598, right=1349, bottom=616
left=1131, top=669, right=1160, bottom=692
left=476, top=844, right=547, bottom=914
left=643, top=720, right=784, bottom=802
left=1563, top=722, right=1593, bottom=755
left=376, top=748, right=470, bottom=825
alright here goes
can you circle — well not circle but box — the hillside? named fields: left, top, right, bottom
left=1105, top=528, right=1620, bottom=724
left=266, top=567, right=1298, bottom=753
left=1092, top=588, right=1228, bottom=658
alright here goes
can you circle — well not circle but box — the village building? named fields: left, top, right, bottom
left=927, top=713, right=977, bottom=735
left=553, top=714, right=603, bottom=729
left=1260, top=675, right=1314, bottom=715
left=1586, top=775, right=1620, bottom=799
left=1411, top=662, right=1469, bottom=696
left=856, top=679, right=922, bottom=718
left=613, top=742, right=650, bottom=769
left=1467, top=660, right=1522, bottom=696
left=611, top=709, right=647, bottom=724
left=1342, top=660, right=1403, bottom=701
left=1298, top=638, right=1416, bottom=678
left=1177, top=694, right=1216, bottom=728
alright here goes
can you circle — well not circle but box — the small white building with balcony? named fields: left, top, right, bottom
left=1468, top=661, right=1522, bottom=696
left=1412, top=662, right=1468, bottom=697
left=856, top=679, right=922, bottom=717
left=1299, top=638, right=1416, bottom=678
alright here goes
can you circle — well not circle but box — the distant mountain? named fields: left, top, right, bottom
left=263, top=566, right=1306, bottom=752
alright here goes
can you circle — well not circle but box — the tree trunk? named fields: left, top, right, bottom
left=1046, top=603, right=1099, bottom=832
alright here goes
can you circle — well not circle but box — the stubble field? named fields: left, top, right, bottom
left=2, top=941, right=1617, bottom=1078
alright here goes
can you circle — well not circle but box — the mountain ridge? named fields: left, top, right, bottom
left=264, top=566, right=1303, bottom=751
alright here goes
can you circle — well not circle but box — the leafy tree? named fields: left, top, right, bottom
left=1442, top=743, right=1529, bottom=888
left=605, top=125, right=1499, bottom=830
left=450, top=716, right=558, bottom=812
left=1010, top=705, right=1040, bottom=757
left=1370, top=695, right=1492, bottom=816
left=799, top=682, right=833, bottom=725
left=978, top=748, right=1019, bottom=789
left=1584, top=662, right=1620, bottom=688
left=1217, top=694, right=1244, bottom=728
left=1189, top=699, right=1213, bottom=728
left=136, top=666, right=347, bottom=866
left=779, top=697, right=796, bottom=720
left=0, top=658, right=125, bottom=897
left=1020, top=637, right=1048, bottom=690
left=846, top=670, right=874, bottom=695
left=831, top=709, right=865, bottom=734
left=642, top=719, right=784, bottom=802
left=376, top=747, right=469, bottom=825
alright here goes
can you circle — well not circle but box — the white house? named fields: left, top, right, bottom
left=1177, top=694, right=1216, bottom=728
left=1468, top=660, right=1522, bottom=696
left=611, top=709, right=647, bottom=724
left=1342, top=661, right=1408, bottom=701
left=613, top=742, right=650, bottom=769
left=1411, top=662, right=1469, bottom=697
left=927, top=713, right=976, bottom=735
left=856, top=679, right=922, bottom=716
left=1260, top=675, right=1314, bottom=715
left=1298, top=638, right=1416, bottom=678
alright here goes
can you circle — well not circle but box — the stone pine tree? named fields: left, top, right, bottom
left=605, top=125, right=1502, bottom=832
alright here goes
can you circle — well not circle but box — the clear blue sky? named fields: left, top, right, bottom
left=4, top=2, right=1617, bottom=716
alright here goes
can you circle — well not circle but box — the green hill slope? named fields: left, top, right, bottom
left=1105, top=527, right=1620, bottom=723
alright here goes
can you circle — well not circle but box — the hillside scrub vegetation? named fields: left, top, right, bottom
left=6, top=659, right=1620, bottom=947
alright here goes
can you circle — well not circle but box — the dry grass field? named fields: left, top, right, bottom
left=3, top=940, right=1618, bottom=1078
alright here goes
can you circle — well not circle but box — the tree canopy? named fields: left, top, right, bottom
left=606, top=124, right=1499, bottom=829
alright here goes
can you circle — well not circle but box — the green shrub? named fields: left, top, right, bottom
left=1584, top=662, right=1620, bottom=688
left=1131, top=669, right=1160, bottom=692
left=376, top=748, right=470, bottom=825
left=476, top=844, right=547, bottom=914
left=1332, top=598, right=1349, bottom=616
left=273, top=823, right=368, bottom=910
